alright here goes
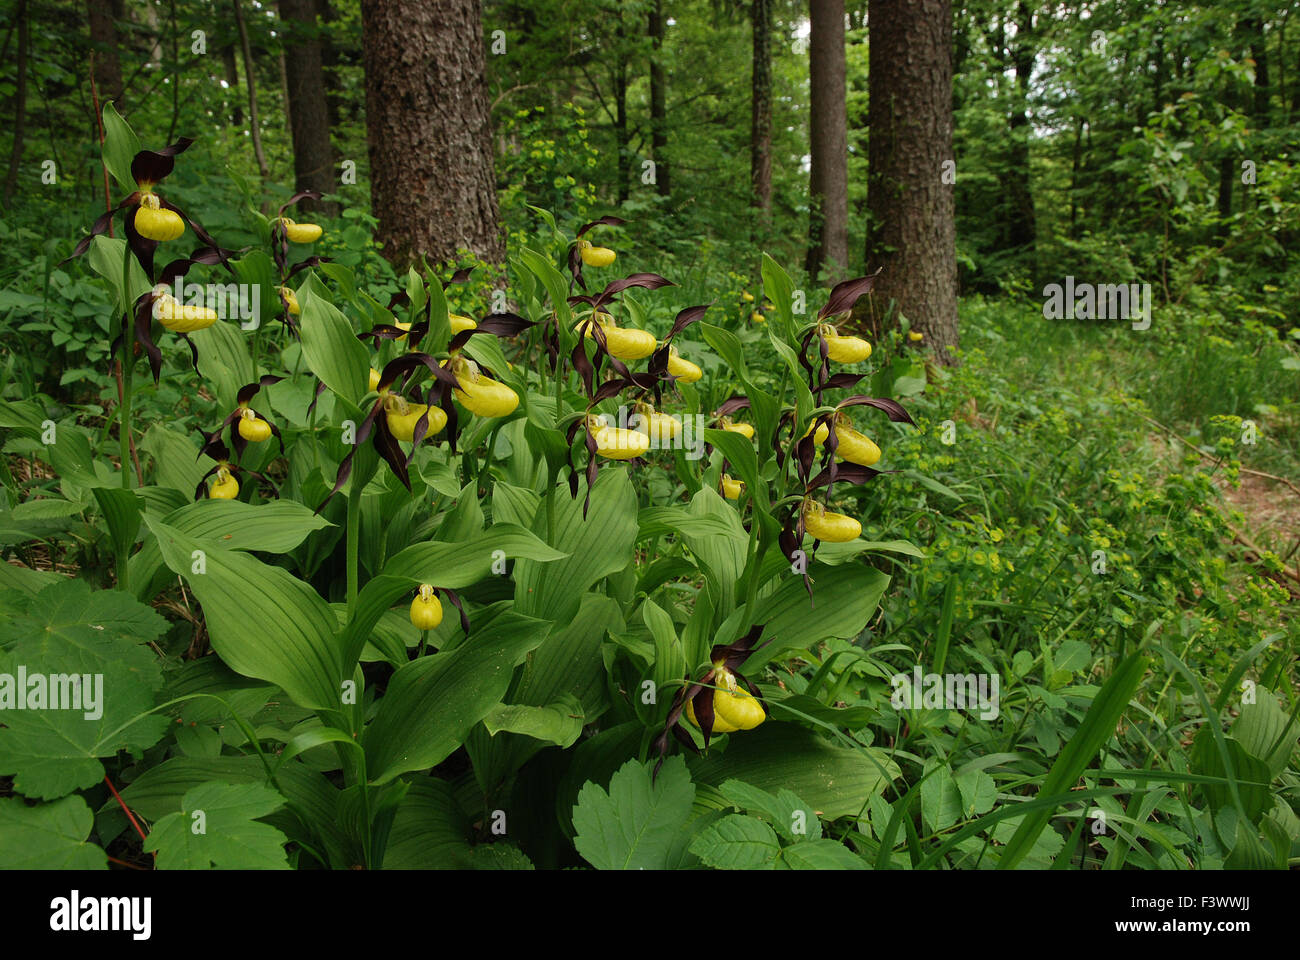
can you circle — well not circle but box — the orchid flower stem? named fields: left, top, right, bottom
left=345, top=477, right=361, bottom=614
left=118, top=247, right=134, bottom=491
left=417, top=629, right=429, bottom=659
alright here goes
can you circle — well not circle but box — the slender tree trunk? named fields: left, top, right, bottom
left=87, top=0, right=123, bottom=106
left=807, top=0, right=849, bottom=280
left=316, top=0, right=344, bottom=129
left=279, top=0, right=337, bottom=214
left=361, top=0, right=504, bottom=267
left=1245, top=17, right=1269, bottom=122
left=858, top=0, right=958, bottom=361
left=4, top=0, right=29, bottom=209
left=222, top=44, right=243, bottom=125
left=1006, top=1, right=1036, bottom=274
left=615, top=58, right=629, bottom=204
left=648, top=0, right=670, bottom=197
left=1069, top=117, right=1083, bottom=239
left=751, top=0, right=772, bottom=211
left=232, top=0, right=269, bottom=178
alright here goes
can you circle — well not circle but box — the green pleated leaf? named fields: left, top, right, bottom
left=362, top=605, right=552, bottom=784
left=130, top=499, right=334, bottom=600
left=340, top=523, right=565, bottom=670
left=513, top=468, right=639, bottom=623
left=100, top=101, right=139, bottom=195
left=298, top=275, right=368, bottom=406
left=146, top=516, right=343, bottom=711
left=688, top=723, right=900, bottom=820
left=745, top=563, right=891, bottom=670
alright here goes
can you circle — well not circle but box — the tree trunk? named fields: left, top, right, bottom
left=232, top=0, right=269, bottom=178
left=615, top=56, right=630, bottom=204
left=279, top=0, right=337, bottom=215
left=807, top=0, right=849, bottom=280
left=858, top=0, right=958, bottom=362
left=648, top=0, right=670, bottom=197
left=1005, top=2, right=1036, bottom=270
left=1245, top=17, right=1269, bottom=122
left=316, top=0, right=344, bottom=129
left=361, top=0, right=504, bottom=267
left=222, top=44, right=243, bottom=125
left=4, top=0, right=28, bottom=209
left=751, top=0, right=772, bottom=211
left=87, top=0, right=123, bottom=106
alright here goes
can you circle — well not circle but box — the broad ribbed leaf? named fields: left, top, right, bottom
left=340, top=523, right=565, bottom=670
left=363, top=605, right=551, bottom=784
left=130, top=499, right=332, bottom=600
left=146, top=517, right=342, bottom=711
left=688, top=723, right=900, bottom=819
left=514, top=469, right=638, bottom=623
left=745, top=563, right=890, bottom=670
left=298, top=275, right=368, bottom=405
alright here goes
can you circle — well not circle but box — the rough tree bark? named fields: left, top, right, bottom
left=361, top=0, right=504, bottom=267
left=279, top=0, right=338, bottom=215
left=87, top=0, right=123, bottom=106
left=648, top=0, right=670, bottom=197
left=858, top=0, right=959, bottom=362
left=751, top=0, right=772, bottom=211
left=807, top=0, right=849, bottom=280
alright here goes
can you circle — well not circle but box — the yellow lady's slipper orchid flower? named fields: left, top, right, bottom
left=751, top=311, right=765, bottom=324
left=450, top=313, right=477, bottom=335
left=908, top=331, right=924, bottom=342
left=666, top=344, right=702, bottom=383
left=635, top=402, right=681, bottom=444
left=741, top=291, right=755, bottom=302
left=805, top=415, right=882, bottom=467
left=449, top=357, right=519, bottom=418
left=133, top=193, right=185, bottom=242
left=409, top=584, right=443, bottom=631
left=721, top=474, right=744, bottom=500
left=818, top=323, right=872, bottom=363
left=579, top=239, right=616, bottom=267
left=209, top=466, right=239, bottom=500
left=590, top=415, right=650, bottom=460
left=237, top=408, right=272, bottom=442
left=276, top=217, right=323, bottom=243
left=803, top=499, right=861, bottom=542
left=279, top=286, right=300, bottom=316
left=719, top=416, right=754, bottom=440
left=685, top=665, right=765, bottom=733
left=385, top=395, right=447, bottom=442
left=368, top=368, right=382, bottom=392
left=578, top=313, right=656, bottom=360
left=151, top=285, right=218, bottom=333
